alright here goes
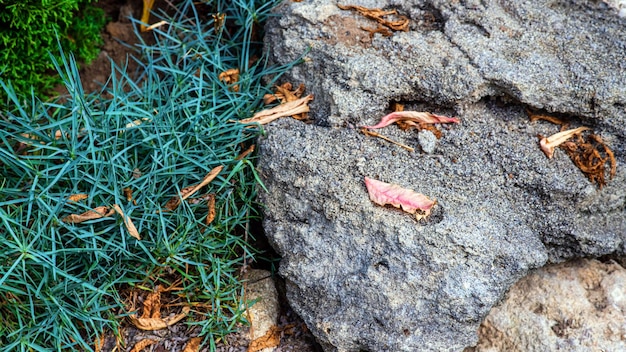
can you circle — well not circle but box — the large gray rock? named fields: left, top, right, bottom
left=258, top=0, right=626, bottom=351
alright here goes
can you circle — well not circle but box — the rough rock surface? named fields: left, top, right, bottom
left=469, top=259, right=626, bottom=352
left=258, top=0, right=626, bottom=351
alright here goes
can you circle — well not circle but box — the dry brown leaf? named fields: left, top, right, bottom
left=361, top=128, right=414, bottom=152
left=219, top=68, right=240, bottom=92
left=239, top=95, right=314, bottom=125
left=236, top=145, right=255, bottom=160
left=362, top=24, right=393, bottom=37
left=68, top=194, right=89, bottom=202
left=527, top=110, right=568, bottom=128
left=206, top=194, right=216, bottom=225
left=129, top=306, right=190, bottom=331
left=161, top=166, right=224, bottom=212
left=183, top=337, right=203, bottom=352
left=337, top=4, right=409, bottom=32
left=365, top=177, right=436, bottom=220
left=112, top=204, right=141, bottom=240
left=62, top=206, right=114, bottom=224
left=141, top=290, right=162, bottom=319
left=123, top=188, right=137, bottom=205
left=262, top=83, right=308, bottom=120
left=562, top=134, right=616, bottom=188
left=539, top=126, right=589, bottom=158
left=181, top=166, right=223, bottom=201
left=248, top=325, right=281, bottom=352
left=130, top=338, right=158, bottom=352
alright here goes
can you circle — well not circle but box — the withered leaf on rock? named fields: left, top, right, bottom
left=364, top=177, right=436, bottom=220
left=362, top=111, right=460, bottom=129
left=337, top=4, right=409, bottom=32
left=129, top=339, right=158, bottom=352
left=539, top=126, right=589, bottom=159
left=239, top=95, right=313, bottom=125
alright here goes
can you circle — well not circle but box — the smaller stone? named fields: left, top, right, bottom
left=418, top=130, right=437, bottom=154
left=245, top=269, right=280, bottom=352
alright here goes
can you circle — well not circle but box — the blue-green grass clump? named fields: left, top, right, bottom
left=0, top=0, right=299, bottom=350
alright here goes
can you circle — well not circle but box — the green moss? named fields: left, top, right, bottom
left=0, top=0, right=106, bottom=105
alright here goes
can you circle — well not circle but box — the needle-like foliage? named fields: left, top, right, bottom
left=0, top=0, right=298, bottom=349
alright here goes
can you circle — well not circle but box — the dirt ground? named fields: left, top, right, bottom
left=75, top=1, right=321, bottom=351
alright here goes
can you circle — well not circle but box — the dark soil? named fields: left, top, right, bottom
left=75, top=1, right=321, bottom=351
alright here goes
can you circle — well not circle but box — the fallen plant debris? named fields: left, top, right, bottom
left=112, top=204, right=141, bottom=240
left=262, top=82, right=309, bottom=120
left=182, top=337, right=203, bottom=352
left=539, top=126, right=589, bottom=159
left=390, top=102, right=444, bottom=138
left=236, top=144, right=256, bottom=160
left=239, top=94, right=314, bottom=125
left=362, top=111, right=460, bottom=129
left=130, top=338, right=158, bottom=352
left=360, top=128, right=415, bottom=152
left=562, top=134, right=616, bottom=188
left=527, top=110, right=569, bottom=130
left=161, top=165, right=224, bottom=212
left=337, top=4, right=409, bottom=33
left=68, top=193, right=89, bottom=202
left=205, top=193, right=216, bottom=225
left=364, top=177, right=436, bottom=220
left=248, top=325, right=281, bottom=352
left=62, top=206, right=114, bottom=223
left=128, top=288, right=191, bottom=331
left=218, top=68, right=240, bottom=92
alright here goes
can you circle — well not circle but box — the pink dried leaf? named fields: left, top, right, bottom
left=364, top=177, right=436, bottom=220
left=362, top=111, right=460, bottom=129
left=539, top=126, right=590, bottom=158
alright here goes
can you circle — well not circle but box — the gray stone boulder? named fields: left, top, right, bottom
left=258, top=0, right=626, bottom=351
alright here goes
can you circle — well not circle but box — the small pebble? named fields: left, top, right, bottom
left=418, top=130, right=437, bottom=154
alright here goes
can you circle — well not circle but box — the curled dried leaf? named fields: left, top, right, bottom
left=161, top=166, right=224, bottom=212
left=183, top=337, right=203, bottom=352
left=338, top=4, right=409, bottom=32
left=205, top=194, right=216, bottom=225
left=539, top=126, right=589, bottom=158
left=364, top=177, right=436, bottom=220
left=112, top=204, right=141, bottom=240
left=527, top=110, right=568, bottom=128
left=562, top=134, right=616, bottom=188
left=68, top=194, right=89, bottom=202
left=129, top=306, right=190, bottom=331
left=239, top=95, right=314, bottom=125
left=362, top=111, right=460, bottom=129
left=62, top=206, right=114, bottom=224
left=218, top=68, right=240, bottom=92
left=130, top=339, right=158, bottom=352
